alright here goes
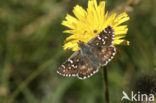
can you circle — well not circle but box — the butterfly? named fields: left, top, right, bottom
left=57, top=26, right=116, bottom=79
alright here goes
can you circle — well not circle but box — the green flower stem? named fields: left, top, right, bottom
left=103, top=66, right=110, bottom=103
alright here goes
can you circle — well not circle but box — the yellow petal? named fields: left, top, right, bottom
left=62, top=14, right=78, bottom=29
left=115, top=34, right=127, bottom=39
left=114, top=13, right=130, bottom=26
left=73, top=5, right=87, bottom=20
left=114, top=39, right=130, bottom=45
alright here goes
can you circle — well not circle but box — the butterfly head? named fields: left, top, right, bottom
left=78, top=41, right=86, bottom=48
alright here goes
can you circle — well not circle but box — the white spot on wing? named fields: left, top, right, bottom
left=71, top=65, right=75, bottom=68
left=62, top=65, right=65, bottom=68
left=68, top=59, right=73, bottom=63
left=98, top=36, right=101, bottom=40
left=104, top=29, right=107, bottom=33
left=72, top=74, right=76, bottom=76
left=103, top=41, right=105, bottom=44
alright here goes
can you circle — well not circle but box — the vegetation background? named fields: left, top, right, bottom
left=0, top=0, right=155, bottom=103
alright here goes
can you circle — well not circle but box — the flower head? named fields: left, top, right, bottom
left=62, top=0, right=130, bottom=51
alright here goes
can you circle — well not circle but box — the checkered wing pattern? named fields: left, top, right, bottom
left=57, top=51, right=80, bottom=77
left=57, top=51, right=98, bottom=79
left=77, top=56, right=99, bottom=79
left=89, top=26, right=116, bottom=66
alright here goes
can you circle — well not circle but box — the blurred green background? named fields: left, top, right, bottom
left=0, top=0, right=156, bottom=103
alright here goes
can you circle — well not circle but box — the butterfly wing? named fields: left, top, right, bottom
left=88, top=26, right=116, bottom=66
left=57, top=51, right=99, bottom=79
left=91, top=46, right=116, bottom=66
left=57, top=51, right=80, bottom=77
left=77, top=55, right=99, bottom=79
left=88, top=26, right=114, bottom=47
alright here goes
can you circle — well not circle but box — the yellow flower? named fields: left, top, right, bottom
left=62, top=0, right=130, bottom=51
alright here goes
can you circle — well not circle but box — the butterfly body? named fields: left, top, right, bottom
left=57, top=26, right=116, bottom=79
left=78, top=41, right=100, bottom=67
